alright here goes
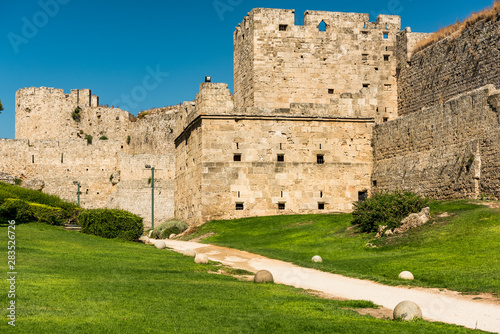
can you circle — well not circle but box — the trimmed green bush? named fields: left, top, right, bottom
left=0, top=189, right=18, bottom=205
left=151, top=220, right=189, bottom=239
left=30, top=202, right=65, bottom=225
left=0, top=199, right=66, bottom=225
left=0, top=199, right=33, bottom=224
left=79, top=209, right=144, bottom=241
left=0, top=182, right=78, bottom=214
left=351, top=191, right=429, bottom=233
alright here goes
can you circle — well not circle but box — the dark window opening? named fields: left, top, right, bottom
left=236, top=203, right=244, bottom=210
left=384, top=55, right=390, bottom=61
left=86, top=189, right=89, bottom=195
left=363, top=83, right=370, bottom=88
left=61, top=153, right=64, bottom=164
left=32, top=155, right=34, bottom=164
left=358, top=191, right=368, bottom=202
left=279, top=24, right=288, bottom=31
left=318, top=203, right=325, bottom=210
left=320, top=191, right=323, bottom=198
left=281, top=191, right=284, bottom=198
left=317, top=155, right=324, bottom=164
left=362, top=54, right=369, bottom=61
left=236, top=142, right=239, bottom=149
left=375, top=67, right=379, bottom=71
left=238, top=191, right=241, bottom=198
left=280, top=143, right=283, bottom=150
left=278, top=203, right=286, bottom=210
left=372, top=180, right=377, bottom=187
left=328, top=89, right=334, bottom=94
left=318, top=20, right=327, bottom=32
left=319, top=144, right=322, bottom=149
left=121, top=145, right=123, bottom=149
left=97, top=192, right=100, bottom=195
left=234, top=154, right=241, bottom=162
left=277, top=154, right=285, bottom=162
left=383, top=117, right=389, bottom=122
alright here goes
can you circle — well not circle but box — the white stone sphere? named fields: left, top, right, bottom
left=194, top=253, right=209, bottom=264
left=155, top=240, right=166, bottom=249
left=183, top=249, right=196, bottom=257
left=312, top=255, right=323, bottom=263
left=254, top=270, right=274, bottom=283
left=399, top=271, right=414, bottom=280
left=169, top=233, right=177, bottom=239
left=393, top=301, right=422, bottom=321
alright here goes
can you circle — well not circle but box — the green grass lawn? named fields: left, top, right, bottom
left=0, top=223, right=484, bottom=333
left=186, top=200, right=500, bottom=296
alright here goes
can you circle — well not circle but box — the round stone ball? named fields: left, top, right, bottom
left=254, top=270, right=274, bottom=284
left=399, top=271, right=415, bottom=280
left=155, top=240, right=166, bottom=249
left=312, top=255, right=323, bottom=263
left=169, top=233, right=177, bottom=239
left=183, top=249, right=196, bottom=257
left=194, top=253, right=209, bottom=264
left=393, top=301, right=423, bottom=321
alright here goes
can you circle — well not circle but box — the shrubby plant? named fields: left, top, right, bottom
left=151, top=220, right=189, bottom=239
left=351, top=191, right=429, bottom=233
left=79, top=209, right=144, bottom=241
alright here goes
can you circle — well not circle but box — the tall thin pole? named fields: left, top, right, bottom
left=77, top=183, right=81, bottom=206
left=151, top=167, right=155, bottom=230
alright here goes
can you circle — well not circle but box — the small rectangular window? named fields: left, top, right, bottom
left=278, top=203, right=286, bottom=210
left=372, top=180, right=377, bottom=187
left=318, top=203, right=325, bottom=210
left=384, top=55, right=390, bottom=61
left=383, top=117, right=389, bottom=122
left=236, top=203, right=244, bottom=210
left=383, top=32, right=389, bottom=39
left=384, top=84, right=392, bottom=91
left=32, top=155, right=34, bottom=163
left=320, top=191, right=323, bottom=198
left=234, top=154, right=241, bottom=162
left=363, top=83, right=370, bottom=88
left=277, top=154, right=285, bottom=162
left=317, top=155, right=324, bottom=164
left=279, top=24, right=288, bottom=31
left=358, top=191, right=368, bottom=202
left=328, top=89, right=334, bottom=94
left=362, top=54, right=368, bottom=61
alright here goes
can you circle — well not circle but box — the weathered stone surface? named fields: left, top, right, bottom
left=23, top=179, right=45, bottom=191
left=393, top=301, right=423, bottom=321
left=312, top=255, right=323, bottom=263
left=397, top=18, right=500, bottom=116
left=394, top=207, right=430, bottom=234
left=154, top=240, right=166, bottom=249
left=0, top=172, right=15, bottom=185
left=183, top=249, right=196, bottom=257
left=254, top=270, right=274, bottom=283
left=399, top=271, right=414, bottom=280
left=169, top=233, right=176, bottom=239
left=194, top=253, right=209, bottom=264
left=110, top=171, right=120, bottom=185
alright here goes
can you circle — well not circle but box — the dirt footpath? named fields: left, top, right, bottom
left=161, top=239, right=500, bottom=333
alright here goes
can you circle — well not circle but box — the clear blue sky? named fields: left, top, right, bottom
left=0, top=0, right=494, bottom=139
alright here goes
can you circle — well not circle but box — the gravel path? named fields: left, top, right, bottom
left=161, top=239, right=500, bottom=333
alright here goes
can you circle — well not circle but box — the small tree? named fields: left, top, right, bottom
left=0, top=99, right=4, bottom=114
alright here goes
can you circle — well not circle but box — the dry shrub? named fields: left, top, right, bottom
left=413, top=0, right=500, bottom=53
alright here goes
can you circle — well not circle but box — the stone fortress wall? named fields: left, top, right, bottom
left=373, top=13, right=500, bottom=198
left=396, top=17, right=500, bottom=116
left=0, top=7, right=499, bottom=226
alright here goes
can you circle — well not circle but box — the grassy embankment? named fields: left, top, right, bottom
left=187, top=201, right=500, bottom=295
